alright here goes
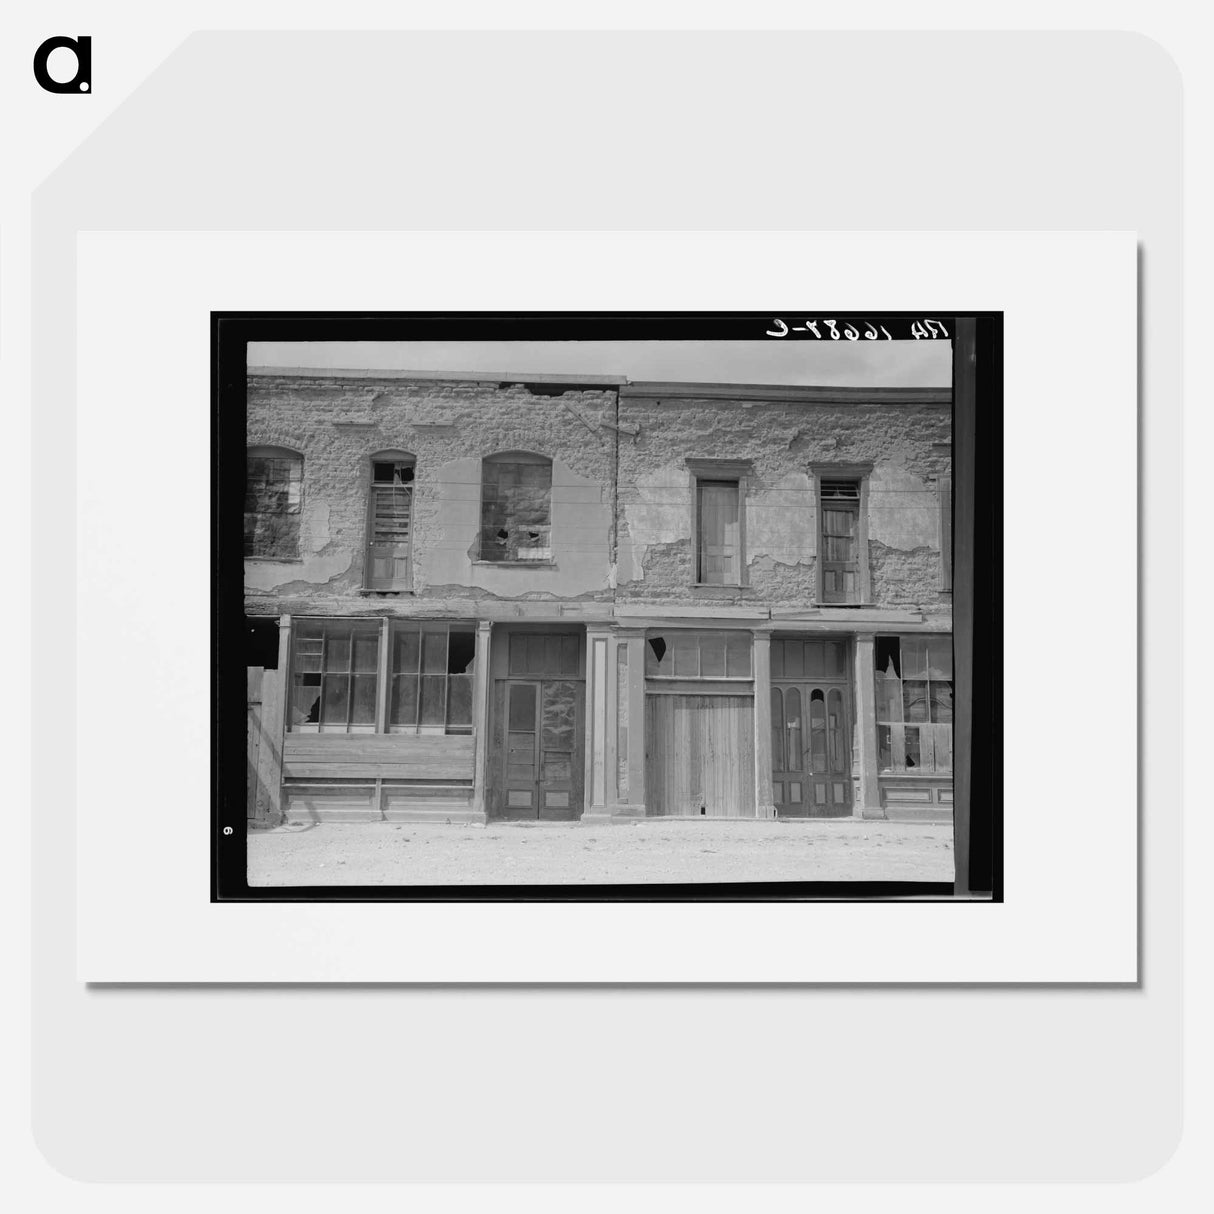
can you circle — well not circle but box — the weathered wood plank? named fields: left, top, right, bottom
left=282, top=732, right=476, bottom=780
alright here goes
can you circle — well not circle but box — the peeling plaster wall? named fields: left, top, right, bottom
left=615, top=394, right=951, bottom=611
left=243, top=376, right=951, bottom=619
left=244, top=375, right=616, bottom=614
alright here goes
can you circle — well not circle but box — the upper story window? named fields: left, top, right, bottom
left=479, top=452, right=552, bottom=563
left=812, top=463, right=872, bottom=604
left=687, top=458, right=752, bottom=587
left=365, top=452, right=415, bottom=590
left=245, top=446, right=302, bottom=559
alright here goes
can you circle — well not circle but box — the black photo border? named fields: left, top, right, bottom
left=212, top=312, right=1003, bottom=903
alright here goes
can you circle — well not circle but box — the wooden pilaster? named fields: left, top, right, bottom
left=853, top=632, right=884, bottom=819
left=470, top=620, right=492, bottom=823
left=752, top=629, right=777, bottom=819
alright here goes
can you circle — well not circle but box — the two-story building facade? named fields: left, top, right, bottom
left=244, top=368, right=953, bottom=826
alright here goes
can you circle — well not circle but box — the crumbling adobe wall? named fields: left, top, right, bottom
left=245, top=375, right=617, bottom=615
left=615, top=394, right=952, bottom=611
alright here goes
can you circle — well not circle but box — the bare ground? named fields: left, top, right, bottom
left=247, top=818, right=953, bottom=886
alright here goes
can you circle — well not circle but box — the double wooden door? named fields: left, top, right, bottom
left=645, top=694, right=756, bottom=817
left=498, top=678, right=582, bottom=820
left=771, top=682, right=852, bottom=816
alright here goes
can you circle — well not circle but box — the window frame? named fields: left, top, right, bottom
left=244, top=445, right=304, bottom=561
left=873, top=633, right=954, bottom=774
left=288, top=618, right=477, bottom=736
left=810, top=462, right=873, bottom=605
left=644, top=629, right=754, bottom=685
left=477, top=450, right=555, bottom=565
left=363, top=450, right=416, bottom=592
left=686, top=458, right=752, bottom=589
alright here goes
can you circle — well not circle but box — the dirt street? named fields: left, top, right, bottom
left=247, top=818, right=953, bottom=886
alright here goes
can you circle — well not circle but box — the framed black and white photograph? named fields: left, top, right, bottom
left=215, top=311, right=1002, bottom=901
left=72, top=228, right=1134, bottom=984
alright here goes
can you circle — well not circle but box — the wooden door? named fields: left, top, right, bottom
left=771, top=683, right=852, bottom=817
left=498, top=678, right=582, bottom=820
left=366, top=479, right=413, bottom=590
left=645, top=694, right=755, bottom=817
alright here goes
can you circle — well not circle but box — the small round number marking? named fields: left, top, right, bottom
left=223, top=826, right=233, bottom=836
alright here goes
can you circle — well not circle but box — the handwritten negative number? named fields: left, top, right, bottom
left=765, top=318, right=948, bottom=340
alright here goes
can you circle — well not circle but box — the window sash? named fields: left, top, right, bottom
left=245, top=454, right=302, bottom=558
left=697, top=480, right=740, bottom=585
left=480, top=459, right=553, bottom=562
left=290, top=621, right=475, bottom=735
left=873, top=635, right=954, bottom=773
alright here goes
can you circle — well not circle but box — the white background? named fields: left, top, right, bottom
left=76, top=229, right=1137, bottom=983
left=3, top=1, right=1204, bottom=1207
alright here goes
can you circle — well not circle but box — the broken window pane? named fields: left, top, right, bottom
left=873, top=634, right=953, bottom=772
left=927, top=637, right=953, bottom=680
left=645, top=635, right=668, bottom=676
left=480, top=455, right=552, bottom=562
left=902, top=637, right=929, bottom=679
left=320, top=674, right=350, bottom=726
left=245, top=451, right=302, bottom=558
left=447, top=630, right=476, bottom=675
left=292, top=674, right=321, bottom=726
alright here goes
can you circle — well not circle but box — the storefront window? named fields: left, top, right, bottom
left=874, top=635, right=953, bottom=772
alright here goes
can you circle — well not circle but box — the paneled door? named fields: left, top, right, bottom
left=499, top=678, right=581, bottom=820
left=771, top=683, right=852, bottom=817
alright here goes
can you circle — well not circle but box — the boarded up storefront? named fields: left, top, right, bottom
left=643, top=630, right=756, bottom=817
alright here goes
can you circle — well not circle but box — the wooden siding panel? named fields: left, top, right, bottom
left=282, top=733, right=475, bottom=780
left=645, top=695, right=755, bottom=817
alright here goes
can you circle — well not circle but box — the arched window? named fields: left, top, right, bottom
left=365, top=451, right=415, bottom=590
left=245, top=446, right=303, bottom=558
left=479, top=451, right=553, bottom=563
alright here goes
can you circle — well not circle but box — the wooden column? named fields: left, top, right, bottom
left=611, top=628, right=648, bottom=817
left=254, top=614, right=291, bottom=824
left=373, top=616, right=391, bottom=817
left=752, top=629, right=777, bottom=819
left=853, top=632, right=884, bottom=819
left=469, top=620, right=492, bottom=823
left=581, top=626, right=613, bottom=822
